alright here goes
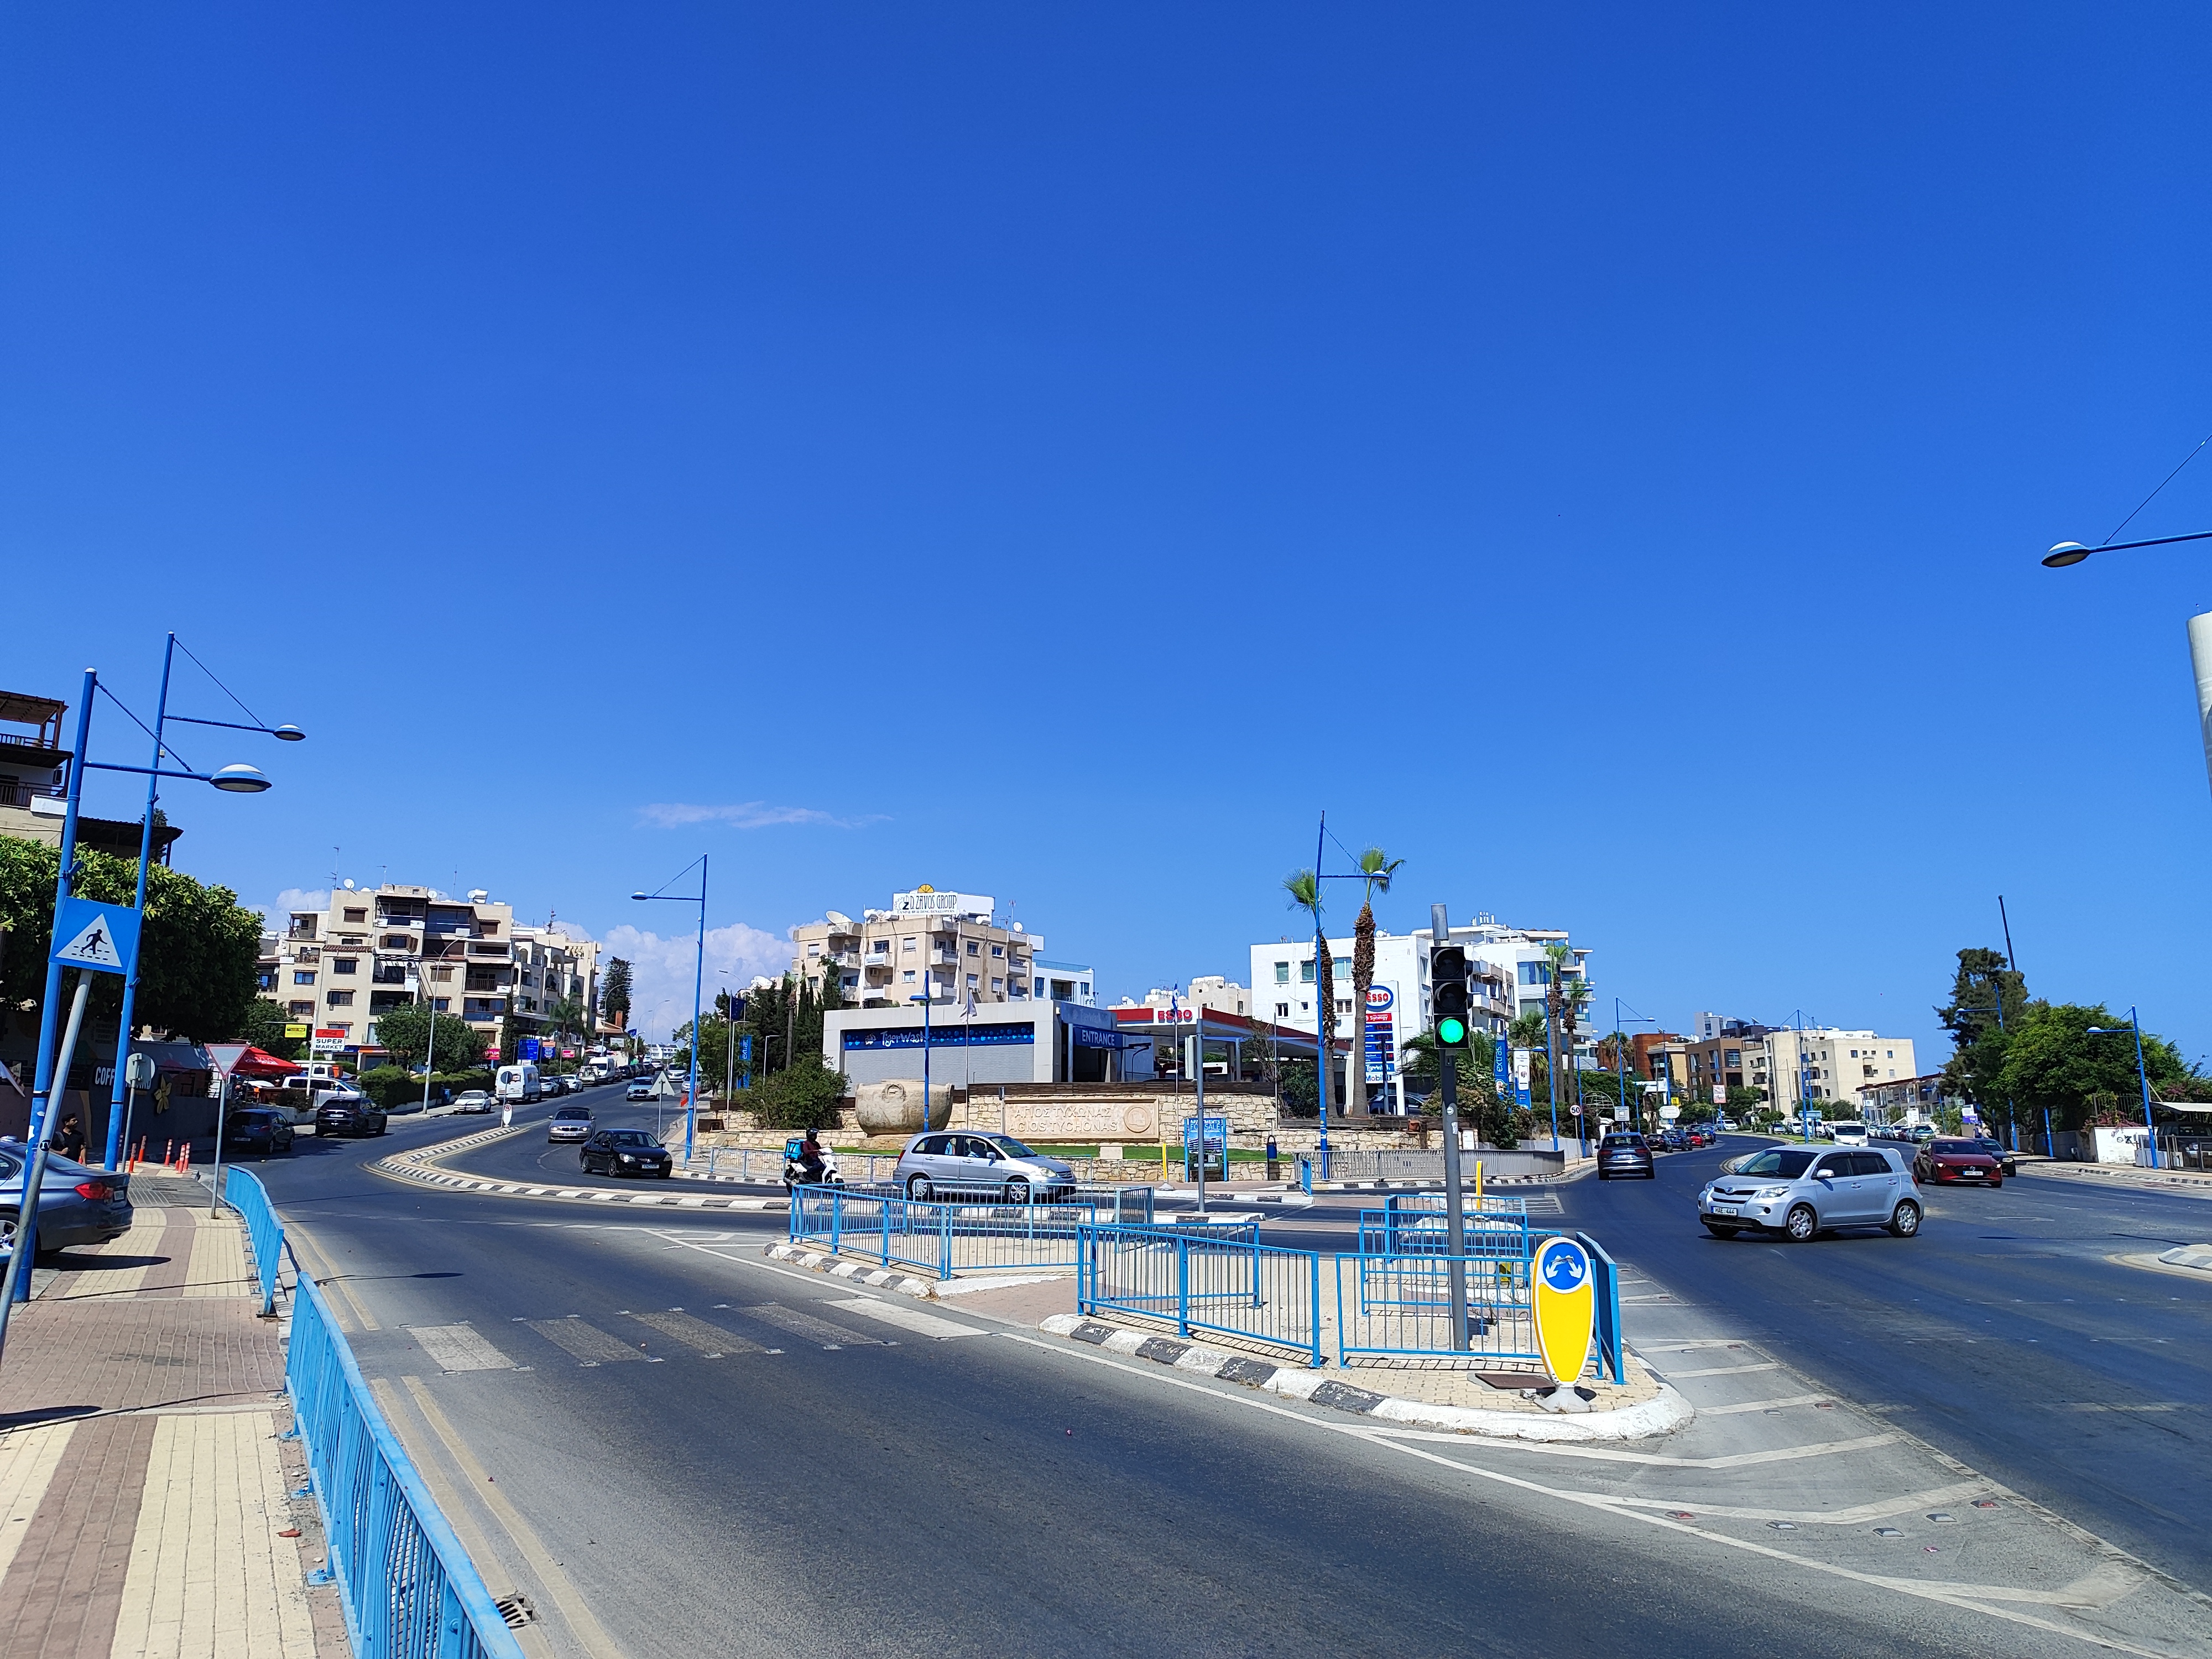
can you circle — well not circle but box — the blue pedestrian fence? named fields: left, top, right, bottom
left=1334, top=1228, right=1624, bottom=1381
left=288, top=1270, right=526, bottom=1659
left=789, top=1185, right=1154, bottom=1280
left=221, top=1166, right=284, bottom=1316
left=1077, top=1222, right=1323, bottom=1368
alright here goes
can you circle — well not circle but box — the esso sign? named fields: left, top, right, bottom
left=1366, top=985, right=1394, bottom=1011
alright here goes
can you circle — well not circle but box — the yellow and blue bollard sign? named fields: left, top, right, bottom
left=1531, top=1235, right=1595, bottom=1385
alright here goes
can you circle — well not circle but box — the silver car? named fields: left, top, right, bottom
left=894, top=1132, right=1074, bottom=1203
left=546, top=1105, right=594, bottom=1143
left=1698, top=1145, right=1919, bottom=1242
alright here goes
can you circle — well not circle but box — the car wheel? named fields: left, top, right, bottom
left=906, top=1175, right=932, bottom=1202
left=1703, top=1223, right=1739, bottom=1238
left=1888, top=1199, right=1922, bottom=1238
left=1785, top=1203, right=1818, bottom=1242
left=1598, top=1171, right=1610, bottom=1181
left=1004, top=1178, right=1031, bottom=1207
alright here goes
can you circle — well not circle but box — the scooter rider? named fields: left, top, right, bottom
left=798, top=1129, right=827, bottom=1183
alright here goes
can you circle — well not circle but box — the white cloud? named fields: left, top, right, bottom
left=259, top=887, right=331, bottom=923
left=637, top=802, right=882, bottom=830
left=600, top=920, right=793, bottom=1040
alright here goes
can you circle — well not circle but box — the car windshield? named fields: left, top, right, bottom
left=1733, top=1149, right=1818, bottom=1178
left=1931, top=1139, right=1981, bottom=1155
left=555, top=1108, right=591, bottom=1120
left=986, top=1135, right=1037, bottom=1157
left=1601, top=1135, right=1641, bottom=1149
left=607, top=1130, right=658, bottom=1147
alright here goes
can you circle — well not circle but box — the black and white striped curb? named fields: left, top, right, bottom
left=371, top=1128, right=789, bottom=1212
left=1036, top=1313, right=1692, bottom=1442
left=763, top=1243, right=935, bottom=1298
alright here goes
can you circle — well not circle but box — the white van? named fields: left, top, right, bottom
left=1827, top=1120, right=1870, bottom=1146
left=495, top=1063, right=541, bottom=1104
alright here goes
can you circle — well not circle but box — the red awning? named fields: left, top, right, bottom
left=230, top=1047, right=305, bottom=1078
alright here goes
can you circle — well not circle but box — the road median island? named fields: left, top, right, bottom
left=369, top=1127, right=790, bottom=1212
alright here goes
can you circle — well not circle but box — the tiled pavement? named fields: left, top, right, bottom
left=0, top=1181, right=342, bottom=1659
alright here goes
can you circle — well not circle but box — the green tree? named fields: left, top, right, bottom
left=1345, top=846, right=1403, bottom=1113
left=1282, top=870, right=1334, bottom=1114
left=1397, top=1027, right=1527, bottom=1147
left=234, top=998, right=304, bottom=1061
left=0, top=838, right=262, bottom=1043
left=1937, top=947, right=2027, bottom=1135
left=751, top=1052, right=847, bottom=1131
left=373, top=1000, right=484, bottom=1073
left=1279, top=1057, right=1318, bottom=1116
left=1995, top=1002, right=2196, bottom=1131
left=599, top=957, right=634, bottom=1031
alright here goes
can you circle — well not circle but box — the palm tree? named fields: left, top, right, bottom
left=1347, top=847, right=1404, bottom=1114
left=1544, top=942, right=1592, bottom=1119
left=1284, top=870, right=1334, bottom=1116
left=546, top=996, right=587, bottom=1072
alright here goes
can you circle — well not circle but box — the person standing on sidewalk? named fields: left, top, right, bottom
left=55, top=1112, right=87, bottom=1162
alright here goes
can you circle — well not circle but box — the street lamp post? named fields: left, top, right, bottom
left=102, top=634, right=302, bottom=1172
left=632, top=856, right=707, bottom=1164
left=910, top=992, right=933, bottom=1124
left=2085, top=1010, right=2161, bottom=1171
left=1613, top=999, right=1657, bottom=1152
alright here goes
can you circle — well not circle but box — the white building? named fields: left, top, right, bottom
left=1118, top=977, right=1249, bottom=1019
left=790, top=888, right=1093, bottom=1010
left=1770, top=1029, right=1918, bottom=1115
left=1247, top=920, right=1575, bottom=1113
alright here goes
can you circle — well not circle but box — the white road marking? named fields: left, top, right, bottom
left=1700, top=1393, right=1829, bottom=1416
left=1608, top=1480, right=1990, bottom=1525
left=826, top=1297, right=984, bottom=1340
left=405, top=1323, right=519, bottom=1373
left=1663, top=1361, right=1780, bottom=1379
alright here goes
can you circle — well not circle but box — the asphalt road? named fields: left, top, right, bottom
left=239, top=1102, right=2077, bottom=1659
left=1266, top=1135, right=2212, bottom=1595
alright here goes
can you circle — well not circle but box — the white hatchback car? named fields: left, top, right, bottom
left=1697, top=1145, right=1919, bottom=1242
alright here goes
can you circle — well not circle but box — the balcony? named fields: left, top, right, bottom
left=371, top=966, right=412, bottom=986
left=0, top=780, right=65, bottom=808
left=466, top=942, right=510, bottom=959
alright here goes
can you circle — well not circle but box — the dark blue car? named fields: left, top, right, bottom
left=0, top=1138, right=134, bottom=1257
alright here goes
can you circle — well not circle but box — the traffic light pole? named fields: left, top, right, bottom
left=1431, top=905, right=1469, bottom=1353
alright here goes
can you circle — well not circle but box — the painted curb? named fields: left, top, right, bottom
left=370, top=1128, right=790, bottom=1213
left=763, top=1243, right=936, bottom=1298
left=1036, top=1312, right=1693, bottom=1442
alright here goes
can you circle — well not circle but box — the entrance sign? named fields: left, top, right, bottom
left=1532, top=1236, right=1595, bottom=1385
left=50, top=897, right=141, bottom=977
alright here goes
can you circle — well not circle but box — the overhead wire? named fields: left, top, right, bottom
left=2104, top=429, right=2212, bottom=546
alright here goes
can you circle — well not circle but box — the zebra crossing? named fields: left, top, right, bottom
left=401, top=1295, right=988, bottom=1373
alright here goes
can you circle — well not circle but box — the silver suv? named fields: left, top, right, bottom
left=1698, top=1145, right=1919, bottom=1241
left=894, top=1132, right=1075, bottom=1203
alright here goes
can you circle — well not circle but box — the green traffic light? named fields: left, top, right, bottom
left=1438, top=1015, right=1467, bottom=1047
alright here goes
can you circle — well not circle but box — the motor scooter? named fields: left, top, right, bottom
left=783, top=1135, right=842, bottom=1189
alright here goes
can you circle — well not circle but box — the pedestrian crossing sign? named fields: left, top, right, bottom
left=49, top=896, right=142, bottom=977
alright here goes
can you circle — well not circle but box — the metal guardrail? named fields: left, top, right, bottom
left=1357, top=1207, right=1530, bottom=1259
left=1077, top=1222, right=1323, bottom=1368
left=1334, top=1228, right=1624, bottom=1380
left=288, top=1269, right=526, bottom=1659
left=788, top=1185, right=1154, bottom=1279
left=221, top=1166, right=283, bottom=1315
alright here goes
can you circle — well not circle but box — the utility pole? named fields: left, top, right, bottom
left=1428, top=906, right=1470, bottom=1353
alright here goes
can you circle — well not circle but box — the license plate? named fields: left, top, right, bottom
left=1712, top=1206, right=1739, bottom=1216
left=1960, top=1170, right=1983, bottom=1179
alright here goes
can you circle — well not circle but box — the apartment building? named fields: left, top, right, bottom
left=1678, top=1022, right=1918, bottom=1113
left=512, top=924, right=599, bottom=1042
left=0, top=687, right=185, bottom=864
left=258, top=883, right=519, bottom=1062
left=789, top=887, right=1093, bottom=1010
left=1118, top=977, right=1251, bottom=1018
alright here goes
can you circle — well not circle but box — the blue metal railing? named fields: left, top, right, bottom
left=288, top=1269, right=526, bottom=1659
left=1077, top=1222, right=1322, bottom=1368
left=1358, top=1204, right=1531, bottom=1259
left=789, top=1185, right=1155, bottom=1279
left=221, top=1166, right=283, bottom=1315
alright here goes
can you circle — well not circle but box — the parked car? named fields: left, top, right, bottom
left=546, top=1105, right=594, bottom=1144
left=1596, top=1133, right=1655, bottom=1180
left=315, top=1095, right=388, bottom=1138
left=0, top=1139, right=134, bottom=1256
left=894, top=1131, right=1076, bottom=1203
left=1699, top=1145, right=1919, bottom=1241
left=625, top=1081, right=656, bottom=1102
left=1685, top=1126, right=1716, bottom=1149
left=452, top=1091, right=494, bottom=1115
left=580, top=1128, right=672, bottom=1178
left=225, top=1108, right=295, bottom=1156
left=1914, top=1138, right=2004, bottom=1188
left=1971, top=1136, right=2020, bottom=1177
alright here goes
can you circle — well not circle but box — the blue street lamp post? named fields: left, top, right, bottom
left=103, top=634, right=304, bottom=1171
left=3, top=662, right=286, bottom=1335
left=632, top=857, right=707, bottom=1164
left=910, top=992, right=934, bottom=1119
left=2085, top=1010, right=2161, bottom=1171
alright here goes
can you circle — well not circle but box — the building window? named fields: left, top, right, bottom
left=1034, top=977, right=1045, bottom=997
left=432, top=998, right=450, bottom=1011
left=343, top=907, right=367, bottom=923
left=478, top=921, right=500, bottom=937
left=992, top=978, right=1003, bottom=993
left=327, top=990, right=356, bottom=1008
left=1275, top=1002, right=1289, bottom=1018
left=1274, top=962, right=1290, bottom=983
left=902, top=938, right=916, bottom=953
left=287, top=1000, right=314, bottom=1017
left=294, top=971, right=316, bottom=985
left=1519, top=962, right=1550, bottom=985
left=331, top=958, right=357, bottom=975
left=992, top=945, right=1004, bottom=957
left=869, top=941, right=889, bottom=956
left=1333, top=957, right=1349, bottom=977
left=967, top=941, right=980, bottom=956
left=1080, top=982, right=1091, bottom=998
left=1337, top=999, right=1352, bottom=1015
left=1300, top=961, right=1316, bottom=983
left=902, top=969, right=916, bottom=983
left=842, top=975, right=858, bottom=991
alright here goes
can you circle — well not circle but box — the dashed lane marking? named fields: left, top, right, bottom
left=405, top=1323, right=520, bottom=1373
left=527, top=1318, right=651, bottom=1365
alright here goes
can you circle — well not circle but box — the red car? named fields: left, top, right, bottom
left=1914, top=1138, right=2002, bottom=1187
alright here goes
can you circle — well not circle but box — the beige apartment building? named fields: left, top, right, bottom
left=790, top=887, right=1093, bottom=1009
left=1677, top=1023, right=1916, bottom=1114
left=258, top=883, right=595, bottom=1064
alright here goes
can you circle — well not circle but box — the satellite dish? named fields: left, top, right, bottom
left=825, top=911, right=853, bottom=928
left=343, top=879, right=355, bottom=890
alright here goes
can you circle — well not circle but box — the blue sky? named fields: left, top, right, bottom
left=8, top=4, right=2212, bottom=1055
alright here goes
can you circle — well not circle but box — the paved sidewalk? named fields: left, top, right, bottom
left=0, top=1178, right=343, bottom=1659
